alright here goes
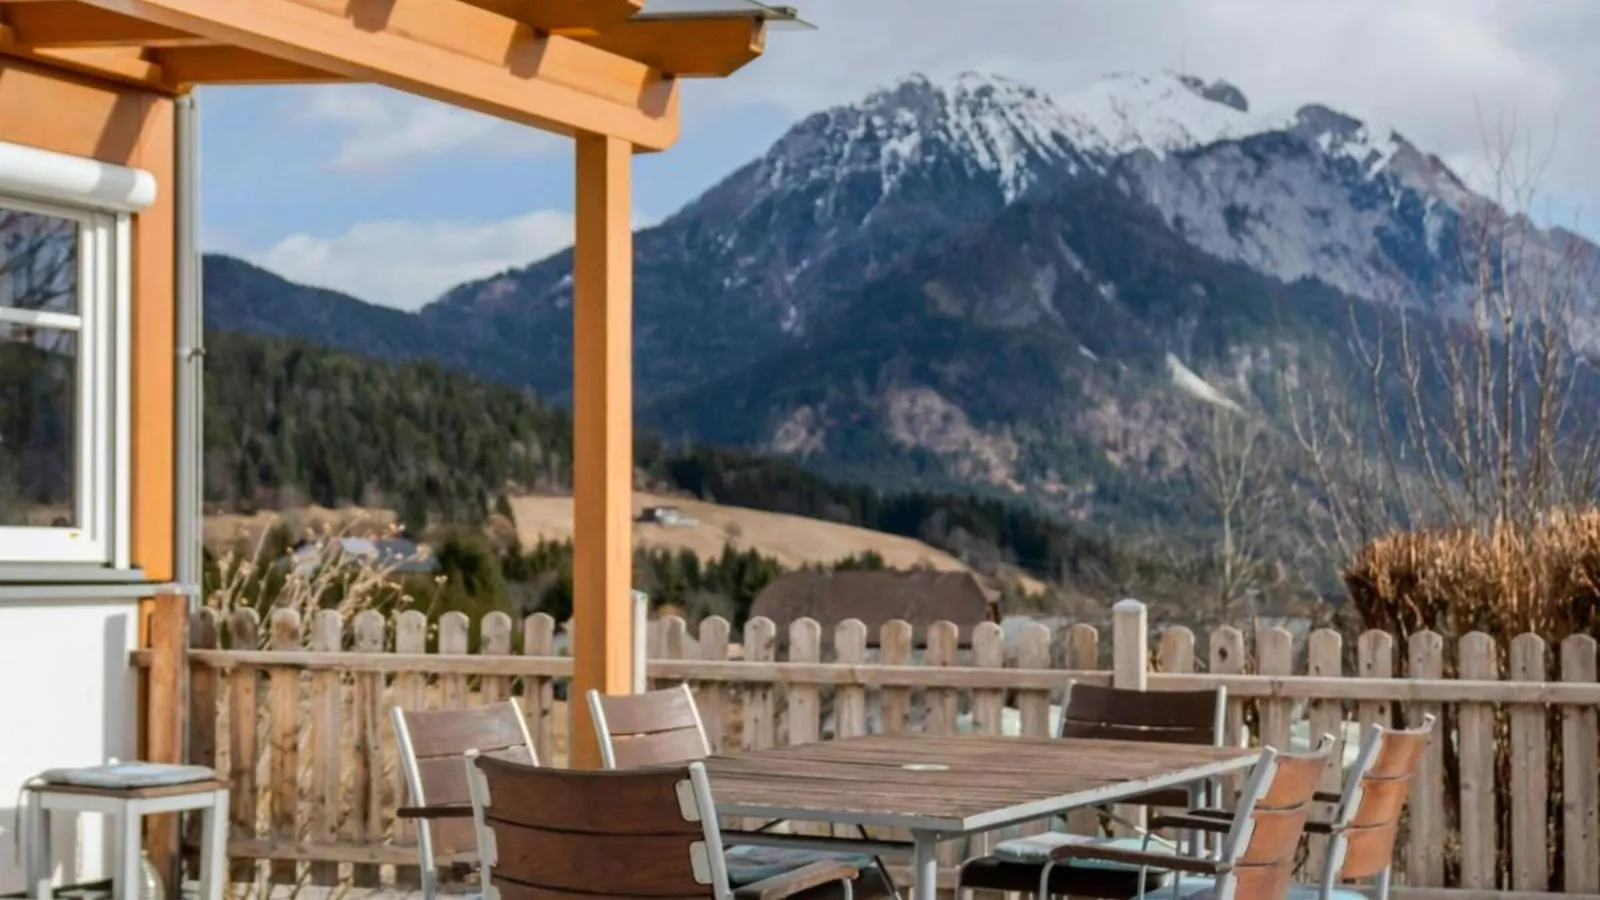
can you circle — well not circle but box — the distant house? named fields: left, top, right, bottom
left=288, top=536, right=440, bottom=577
left=638, top=505, right=696, bottom=527
left=750, top=570, right=998, bottom=649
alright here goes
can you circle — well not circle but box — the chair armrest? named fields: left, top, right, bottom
left=733, top=860, right=859, bottom=900
left=397, top=804, right=474, bottom=819
left=1046, top=841, right=1228, bottom=876
left=1313, top=791, right=1343, bottom=804
left=1149, top=813, right=1234, bottom=836
left=1167, top=806, right=1343, bottom=837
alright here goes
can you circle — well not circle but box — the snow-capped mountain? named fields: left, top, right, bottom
left=429, top=66, right=1598, bottom=389
left=422, top=69, right=1327, bottom=399
left=416, top=66, right=1600, bottom=408
left=222, top=66, right=1600, bottom=522
left=678, top=70, right=1280, bottom=331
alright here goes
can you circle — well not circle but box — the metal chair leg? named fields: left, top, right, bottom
left=855, top=824, right=903, bottom=900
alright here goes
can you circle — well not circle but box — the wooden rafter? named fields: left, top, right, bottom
left=0, top=26, right=168, bottom=89
left=73, top=0, right=681, bottom=148
left=455, top=0, right=641, bottom=36
left=0, top=2, right=210, bottom=48
left=155, top=46, right=341, bottom=85
left=580, top=12, right=766, bottom=78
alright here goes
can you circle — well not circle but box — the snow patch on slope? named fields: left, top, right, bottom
left=1167, top=353, right=1243, bottom=411
left=1055, top=72, right=1280, bottom=158
left=850, top=69, right=1287, bottom=204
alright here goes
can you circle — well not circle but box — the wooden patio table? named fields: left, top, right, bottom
left=704, top=733, right=1261, bottom=900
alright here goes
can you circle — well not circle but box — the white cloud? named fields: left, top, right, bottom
left=687, top=0, right=1600, bottom=235
left=245, top=208, right=658, bottom=310
left=300, top=85, right=561, bottom=173
left=230, top=0, right=1600, bottom=306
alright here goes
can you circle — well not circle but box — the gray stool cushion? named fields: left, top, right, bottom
left=38, top=763, right=217, bottom=790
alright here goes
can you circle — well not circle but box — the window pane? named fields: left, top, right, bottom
left=0, top=322, right=78, bottom=527
left=0, top=204, right=79, bottom=315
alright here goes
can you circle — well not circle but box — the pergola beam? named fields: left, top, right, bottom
left=157, top=46, right=341, bottom=85
left=79, top=0, right=680, bottom=148
left=455, top=0, right=641, bottom=36
left=1, top=2, right=211, bottom=48
left=582, top=12, right=766, bottom=78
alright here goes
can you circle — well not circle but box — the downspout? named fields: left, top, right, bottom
left=633, top=589, right=648, bottom=694
left=174, top=92, right=203, bottom=609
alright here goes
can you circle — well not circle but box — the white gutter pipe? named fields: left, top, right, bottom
left=174, top=93, right=204, bottom=608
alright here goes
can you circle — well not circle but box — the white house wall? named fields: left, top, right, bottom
left=0, top=599, right=139, bottom=893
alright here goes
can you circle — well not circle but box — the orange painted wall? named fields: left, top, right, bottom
left=0, top=58, right=177, bottom=581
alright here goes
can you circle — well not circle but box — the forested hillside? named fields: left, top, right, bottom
left=203, top=331, right=1156, bottom=590
left=205, top=331, right=571, bottom=525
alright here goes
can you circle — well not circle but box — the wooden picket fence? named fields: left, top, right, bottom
left=148, top=601, right=1600, bottom=900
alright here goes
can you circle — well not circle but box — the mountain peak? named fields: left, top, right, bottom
left=752, top=67, right=1090, bottom=205
left=1053, top=71, right=1270, bottom=157
left=1178, top=74, right=1249, bottom=111
left=1287, top=103, right=1416, bottom=182
left=752, top=69, right=1271, bottom=208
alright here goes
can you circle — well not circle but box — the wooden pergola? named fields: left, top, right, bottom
left=0, top=0, right=795, bottom=769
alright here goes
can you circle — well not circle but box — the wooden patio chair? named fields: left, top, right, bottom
left=391, top=700, right=537, bottom=900
left=957, top=737, right=1335, bottom=900
left=985, top=684, right=1227, bottom=866
left=587, top=685, right=900, bottom=899
left=1062, top=684, right=1229, bottom=826
left=461, top=749, right=860, bottom=900
left=1166, top=715, right=1437, bottom=900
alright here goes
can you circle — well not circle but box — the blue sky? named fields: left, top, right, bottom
left=199, top=87, right=799, bottom=250
left=199, top=0, right=1600, bottom=311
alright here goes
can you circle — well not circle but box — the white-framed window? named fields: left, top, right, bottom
left=0, top=140, right=149, bottom=568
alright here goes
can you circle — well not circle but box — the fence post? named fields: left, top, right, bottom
left=1112, top=599, right=1148, bottom=691
left=1111, top=598, right=1148, bottom=834
left=144, top=590, right=189, bottom=898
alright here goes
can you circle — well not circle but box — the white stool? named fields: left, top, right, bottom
left=24, top=779, right=229, bottom=900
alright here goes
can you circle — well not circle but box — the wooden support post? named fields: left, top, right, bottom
left=569, top=130, right=636, bottom=770
left=1111, top=598, right=1148, bottom=834
left=144, top=590, right=189, bottom=896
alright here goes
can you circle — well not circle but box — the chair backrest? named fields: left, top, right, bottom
left=1060, top=683, right=1227, bottom=745
left=1062, top=683, right=1228, bottom=808
left=588, top=684, right=712, bottom=769
left=1214, top=738, right=1334, bottom=900
left=1327, top=715, right=1436, bottom=882
left=391, top=701, right=538, bottom=860
left=466, top=750, right=732, bottom=900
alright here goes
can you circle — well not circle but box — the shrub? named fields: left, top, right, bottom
left=1344, top=508, right=1600, bottom=642
left=1342, top=507, right=1600, bottom=890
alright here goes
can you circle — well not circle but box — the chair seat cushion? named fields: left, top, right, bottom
left=961, top=854, right=1167, bottom=897
left=1170, top=875, right=1366, bottom=900
left=724, top=844, right=875, bottom=886
left=992, top=834, right=1175, bottom=872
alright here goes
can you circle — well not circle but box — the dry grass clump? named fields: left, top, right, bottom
left=1344, top=507, right=1600, bottom=641
left=205, top=515, right=444, bottom=649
